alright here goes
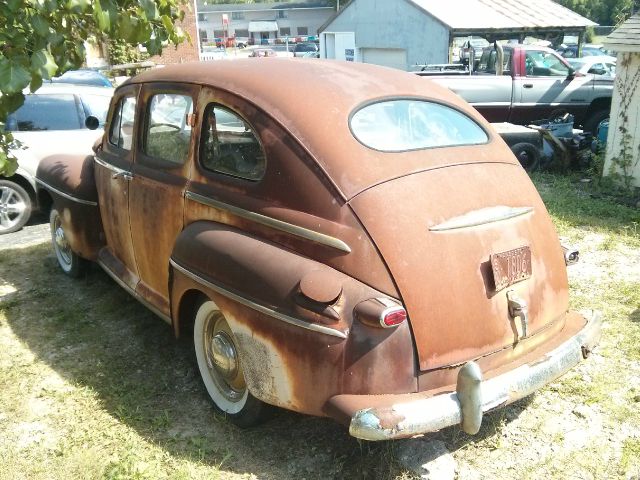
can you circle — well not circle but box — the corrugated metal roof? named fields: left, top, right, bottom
left=604, top=14, right=640, bottom=52
left=409, top=0, right=596, bottom=31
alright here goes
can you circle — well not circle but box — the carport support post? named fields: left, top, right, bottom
left=577, top=30, right=585, bottom=57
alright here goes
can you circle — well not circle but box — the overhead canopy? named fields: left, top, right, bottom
left=249, top=21, right=279, bottom=33
left=409, top=0, right=597, bottom=37
left=604, top=13, right=640, bottom=52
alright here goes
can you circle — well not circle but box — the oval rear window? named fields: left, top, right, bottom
left=350, top=100, right=488, bottom=152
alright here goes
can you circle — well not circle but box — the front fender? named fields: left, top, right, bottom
left=36, top=154, right=104, bottom=260
left=170, top=221, right=417, bottom=416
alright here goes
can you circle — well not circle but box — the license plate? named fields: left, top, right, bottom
left=491, top=246, right=532, bottom=292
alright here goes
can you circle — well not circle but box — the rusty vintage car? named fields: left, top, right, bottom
left=36, top=59, right=602, bottom=440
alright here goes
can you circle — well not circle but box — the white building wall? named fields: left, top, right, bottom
left=603, top=52, right=640, bottom=188
left=198, top=7, right=333, bottom=42
left=321, top=0, right=450, bottom=70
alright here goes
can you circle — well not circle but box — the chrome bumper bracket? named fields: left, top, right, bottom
left=348, top=310, right=603, bottom=441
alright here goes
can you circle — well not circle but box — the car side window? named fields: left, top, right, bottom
left=525, top=51, right=570, bottom=77
left=8, top=94, right=82, bottom=131
left=143, top=94, right=193, bottom=165
left=109, top=96, right=136, bottom=150
left=200, top=104, right=266, bottom=181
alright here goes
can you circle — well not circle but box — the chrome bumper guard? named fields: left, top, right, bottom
left=349, top=310, right=603, bottom=441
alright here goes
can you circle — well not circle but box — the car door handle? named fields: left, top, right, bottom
left=112, top=171, right=133, bottom=181
left=523, top=84, right=533, bottom=89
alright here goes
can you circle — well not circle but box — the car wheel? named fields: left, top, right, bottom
left=582, top=109, right=609, bottom=135
left=194, top=300, right=269, bottom=427
left=0, top=180, right=32, bottom=234
left=49, top=208, right=86, bottom=277
left=510, top=142, right=540, bottom=172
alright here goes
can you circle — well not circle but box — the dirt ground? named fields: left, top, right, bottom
left=0, top=176, right=639, bottom=479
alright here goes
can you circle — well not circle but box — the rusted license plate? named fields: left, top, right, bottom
left=490, top=246, right=532, bottom=292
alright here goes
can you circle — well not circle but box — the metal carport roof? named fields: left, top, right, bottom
left=409, top=0, right=596, bottom=36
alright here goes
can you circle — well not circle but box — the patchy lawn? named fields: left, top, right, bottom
left=0, top=173, right=638, bottom=480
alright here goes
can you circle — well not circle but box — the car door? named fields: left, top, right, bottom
left=513, top=49, right=593, bottom=123
left=94, top=84, right=140, bottom=290
left=128, top=83, right=200, bottom=317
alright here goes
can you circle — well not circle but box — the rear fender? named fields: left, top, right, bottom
left=170, top=221, right=417, bottom=416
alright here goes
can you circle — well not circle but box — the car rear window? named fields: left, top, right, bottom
left=10, top=94, right=81, bottom=131
left=350, top=100, right=488, bottom=152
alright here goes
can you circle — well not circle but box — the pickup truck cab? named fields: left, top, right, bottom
left=425, top=45, right=613, bottom=133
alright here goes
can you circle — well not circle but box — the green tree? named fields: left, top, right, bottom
left=0, top=0, right=188, bottom=176
left=554, top=0, right=634, bottom=24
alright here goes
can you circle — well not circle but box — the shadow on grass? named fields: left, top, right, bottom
left=631, top=309, right=640, bottom=324
left=0, top=243, right=530, bottom=479
left=530, top=173, right=640, bottom=237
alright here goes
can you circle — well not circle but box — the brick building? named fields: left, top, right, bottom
left=151, top=4, right=200, bottom=65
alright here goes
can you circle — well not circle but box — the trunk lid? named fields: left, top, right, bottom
left=349, top=162, right=569, bottom=371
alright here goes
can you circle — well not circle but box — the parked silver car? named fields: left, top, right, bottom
left=568, top=56, right=616, bottom=78
left=1, top=84, right=113, bottom=234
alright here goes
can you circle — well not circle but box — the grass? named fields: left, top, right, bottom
left=0, top=173, right=639, bottom=479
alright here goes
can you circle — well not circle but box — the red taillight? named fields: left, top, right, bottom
left=354, top=298, right=407, bottom=328
left=381, top=307, right=407, bottom=328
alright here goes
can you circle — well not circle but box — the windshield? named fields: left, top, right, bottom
left=350, top=100, right=488, bottom=152
left=81, top=94, right=112, bottom=126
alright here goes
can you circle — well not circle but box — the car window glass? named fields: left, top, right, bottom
left=144, top=94, right=193, bottom=165
left=10, top=94, right=81, bottom=131
left=109, top=96, right=136, bottom=150
left=81, top=94, right=111, bottom=126
left=476, top=49, right=512, bottom=75
left=588, top=63, right=605, bottom=74
left=200, top=104, right=265, bottom=181
left=351, top=100, right=488, bottom=152
left=525, top=51, right=569, bottom=77
left=607, top=63, right=616, bottom=75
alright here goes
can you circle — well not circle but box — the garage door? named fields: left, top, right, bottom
left=360, top=48, right=407, bottom=71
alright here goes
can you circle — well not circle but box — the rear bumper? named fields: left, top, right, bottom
left=334, top=310, right=602, bottom=441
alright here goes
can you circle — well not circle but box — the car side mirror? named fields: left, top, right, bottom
left=85, top=115, right=100, bottom=130
left=567, top=68, right=576, bottom=80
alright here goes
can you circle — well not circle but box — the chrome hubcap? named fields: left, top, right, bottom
left=203, top=312, right=246, bottom=402
left=0, top=186, right=27, bottom=230
left=210, top=332, right=239, bottom=381
left=51, top=214, right=73, bottom=267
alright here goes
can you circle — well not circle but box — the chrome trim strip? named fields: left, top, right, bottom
left=429, top=206, right=534, bottom=232
left=97, top=259, right=172, bottom=325
left=469, top=102, right=512, bottom=107
left=94, top=155, right=129, bottom=176
left=35, top=178, right=98, bottom=206
left=185, top=191, right=351, bottom=254
left=170, top=258, right=348, bottom=339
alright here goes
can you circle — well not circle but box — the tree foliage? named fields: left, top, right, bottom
left=0, top=0, right=188, bottom=176
left=554, top=0, right=636, bottom=25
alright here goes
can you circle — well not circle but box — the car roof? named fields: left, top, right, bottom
left=26, top=83, right=114, bottom=96
left=51, top=69, right=113, bottom=87
left=124, top=59, right=507, bottom=200
left=568, top=55, right=616, bottom=65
